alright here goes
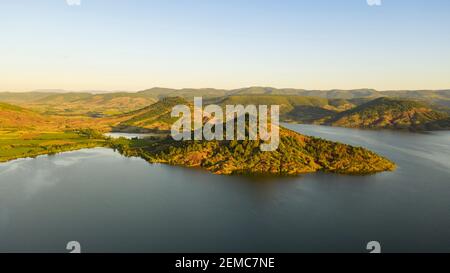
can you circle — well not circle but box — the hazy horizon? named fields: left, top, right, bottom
left=1, top=0, right=450, bottom=91
left=2, top=86, right=450, bottom=94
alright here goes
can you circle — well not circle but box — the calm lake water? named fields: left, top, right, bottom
left=0, top=125, right=449, bottom=253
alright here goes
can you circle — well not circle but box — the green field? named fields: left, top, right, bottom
left=0, top=130, right=106, bottom=163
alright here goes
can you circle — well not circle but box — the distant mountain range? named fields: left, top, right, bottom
left=1, top=87, right=450, bottom=131
left=2, top=86, right=450, bottom=100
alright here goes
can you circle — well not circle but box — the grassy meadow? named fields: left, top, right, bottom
left=0, top=130, right=107, bottom=163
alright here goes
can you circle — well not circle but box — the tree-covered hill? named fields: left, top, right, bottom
left=323, top=97, right=450, bottom=130
left=111, top=126, right=395, bottom=176
left=112, top=97, right=189, bottom=133
left=216, top=95, right=357, bottom=122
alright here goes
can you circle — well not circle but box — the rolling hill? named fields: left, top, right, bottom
left=2, top=87, right=450, bottom=117
left=0, top=102, right=51, bottom=130
left=0, top=91, right=156, bottom=116
left=323, top=97, right=450, bottom=130
left=30, top=92, right=157, bottom=116
left=110, top=95, right=450, bottom=132
left=112, top=97, right=189, bottom=133
left=137, top=87, right=230, bottom=100
left=216, top=95, right=357, bottom=123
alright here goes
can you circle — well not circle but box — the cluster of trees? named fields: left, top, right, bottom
left=76, top=128, right=105, bottom=139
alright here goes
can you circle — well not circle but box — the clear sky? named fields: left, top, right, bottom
left=1, top=0, right=450, bottom=91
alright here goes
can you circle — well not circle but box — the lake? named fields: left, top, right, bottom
left=104, top=132, right=163, bottom=139
left=0, top=124, right=449, bottom=253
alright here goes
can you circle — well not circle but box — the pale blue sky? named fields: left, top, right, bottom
left=1, top=0, right=450, bottom=91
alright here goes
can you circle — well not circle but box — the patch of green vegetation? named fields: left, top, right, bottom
left=113, top=97, right=188, bottom=132
left=218, top=95, right=331, bottom=116
left=0, top=102, right=25, bottom=112
left=340, top=97, right=428, bottom=115
left=0, top=130, right=106, bottom=163
left=285, top=106, right=336, bottom=123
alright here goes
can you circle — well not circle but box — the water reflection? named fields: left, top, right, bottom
left=0, top=126, right=449, bottom=252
